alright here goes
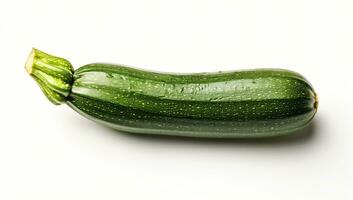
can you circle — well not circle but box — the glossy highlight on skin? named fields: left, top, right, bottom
left=26, top=49, right=318, bottom=138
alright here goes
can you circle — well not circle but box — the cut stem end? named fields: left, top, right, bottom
left=25, top=48, right=35, bottom=74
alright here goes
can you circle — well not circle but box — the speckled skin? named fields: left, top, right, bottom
left=27, top=49, right=317, bottom=138
left=66, top=64, right=317, bottom=138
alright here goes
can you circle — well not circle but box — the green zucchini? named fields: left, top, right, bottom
left=26, top=48, right=318, bottom=138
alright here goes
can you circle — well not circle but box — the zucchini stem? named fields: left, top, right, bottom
left=25, top=48, right=74, bottom=105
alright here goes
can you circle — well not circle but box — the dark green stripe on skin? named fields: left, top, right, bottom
left=67, top=94, right=316, bottom=138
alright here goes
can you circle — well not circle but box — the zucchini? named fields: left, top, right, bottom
left=26, top=48, right=318, bottom=138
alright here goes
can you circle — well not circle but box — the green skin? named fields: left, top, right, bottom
left=27, top=49, right=318, bottom=138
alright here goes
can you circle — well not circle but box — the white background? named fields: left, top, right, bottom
left=0, top=0, right=352, bottom=199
